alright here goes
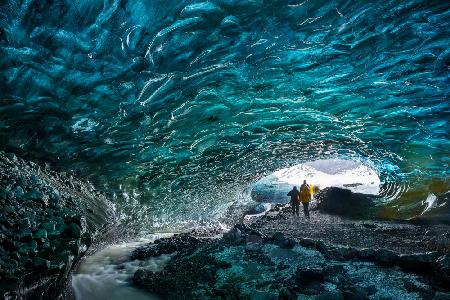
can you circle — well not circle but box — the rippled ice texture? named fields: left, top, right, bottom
left=0, top=0, right=449, bottom=229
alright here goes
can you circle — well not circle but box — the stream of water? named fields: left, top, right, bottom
left=72, top=234, right=174, bottom=300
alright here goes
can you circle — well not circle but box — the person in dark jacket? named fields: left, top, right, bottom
left=287, top=186, right=300, bottom=216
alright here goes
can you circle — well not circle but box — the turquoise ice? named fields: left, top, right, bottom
left=0, top=0, right=448, bottom=230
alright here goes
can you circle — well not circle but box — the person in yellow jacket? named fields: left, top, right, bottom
left=300, top=180, right=312, bottom=218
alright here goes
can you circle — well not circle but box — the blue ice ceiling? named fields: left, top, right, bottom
left=0, top=0, right=449, bottom=228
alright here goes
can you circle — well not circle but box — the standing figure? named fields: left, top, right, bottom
left=300, top=180, right=312, bottom=218
left=287, top=186, right=300, bottom=216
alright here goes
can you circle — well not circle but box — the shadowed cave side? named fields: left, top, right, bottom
left=0, top=152, right=117, bottom=299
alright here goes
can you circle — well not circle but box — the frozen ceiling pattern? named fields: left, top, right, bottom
left=0, top=0, right=449, bottom=228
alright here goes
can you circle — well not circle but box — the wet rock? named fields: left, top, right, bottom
left=433, top=291, right=450, bottom=300
left=277, top=262, right=290, bottom=271
left=63, top=222, right=81, bottom=238
left=133, top=268, right=148, bottom=286
left=295, top=267, right=325, bottom=283
left=397, top=252, right=439, bottom=274
left=342, top=285, right=377, bottom=300
left=271, top=232, right=285, bottom=241
left=223, top=227, right=242, bottom=244
left=323, top=264, right=345, bottom=278
left=0, top=246, right=7, bottom=257
left=278, top=287, right=296, bottom=300
left=33, top=257, right=50, bottom=270
left=33, top=229, right=47, bottom=240
left=29, top=240, right=38, bottom=255
left=434, top=254, right=450, bottom=285
left=358, top=248, right=376, bottom=261
left=68, top=240, right=81, bottom=256
left=279, top=238, right=296, bottom=249
left=13, top=186, right=24, bottom=198
left=245, top=247, right=275, bottom=266
left=47, top=230, right=61, bottom=239
left=298, top=238, right=317, bottom=248
left=132, top=240, right=226, bottom=299
left=316, top=290, right=344, bottom=300
left=361, top=222, right=377, bottom=229
left=373, top=249, right=398, bottom=266
left=1, top=259, right=18, bottom=270
left=245, top=240, right=263, bottom=252
left=10, top=251, right=21, bottom=261
left=2, top=240, right=18, bottom=251
left=294, top=267, right=327, bottom=295
left=19, top=218, right=31, bottom=229
left=17, top=244, right=29, bottom=256
left=42, top=221, right=56, bottom=231
left=64, top=213, right=82, bottom=227
left=270, top=231, right=296, bottom=248
left=324, top=246, right=358, bottom=261
left=27, top=188, right=48, bottom=206
left=252, top=203, right=271, bottom=214
left=403, top=279, right=434, bottom=298
left=132, top=234, right=200, bottom=260
left=81, top=232, right=93, bottom=248
left=246, top=233, right=263, bottom=244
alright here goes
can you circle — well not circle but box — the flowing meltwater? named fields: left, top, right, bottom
left=72, top=234, right=174, bottom=300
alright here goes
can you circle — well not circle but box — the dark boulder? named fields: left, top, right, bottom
left=434, top=254, right=450, bottom=285
left=342, top=285, right=376, bottom=300
left=323, top=264, right=345, bottom=278
left=316, top=290, right=344, bottom=300
left=63, top=223, right=81, bottom=238
left=133, top=269, right=148, bottom=286
left=324, top=246, right=359, bottom=261
left=403, top=279, right=434, bottom=298
left=33, top=257, right=50, bottom=270
left=398, top=252, right=440, bottom=274
left=278, top=287, right=296, bottom=300
left=279, top=238, right=296, bottom=249
left=298, top=238, right=318, bottom=248
left=373, top=249, right=398, bottom=266
left=295, top=267, right=325, bottom=283
left=223, top=227, right=242, bottom=244
left=315, top=187, right=378, bottom=218
left=132, top=234, right=200, bottom=260
left=33, top=229, right=47, bottom=241
left=19, top=218, right=31, bottom=230
left=358, top=248, right=376, bottom=261
left=27, top=189, right=48, bottom=206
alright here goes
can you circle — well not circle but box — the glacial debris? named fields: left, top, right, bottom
left=0, top=151, right=116, bottom=299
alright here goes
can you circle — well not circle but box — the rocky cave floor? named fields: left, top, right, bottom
left=131, top=206, right=450, bottom=300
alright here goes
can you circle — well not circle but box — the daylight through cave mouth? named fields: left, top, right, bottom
left=251, top=159, right=382, bottom=204
left=0, top=0, right=449, bottom=230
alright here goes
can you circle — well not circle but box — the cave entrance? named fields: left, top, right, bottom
left=251, top=159, right=381, bottom=203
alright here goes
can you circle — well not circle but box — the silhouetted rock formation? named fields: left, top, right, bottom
left=315, top=187, right=379, bottom=218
